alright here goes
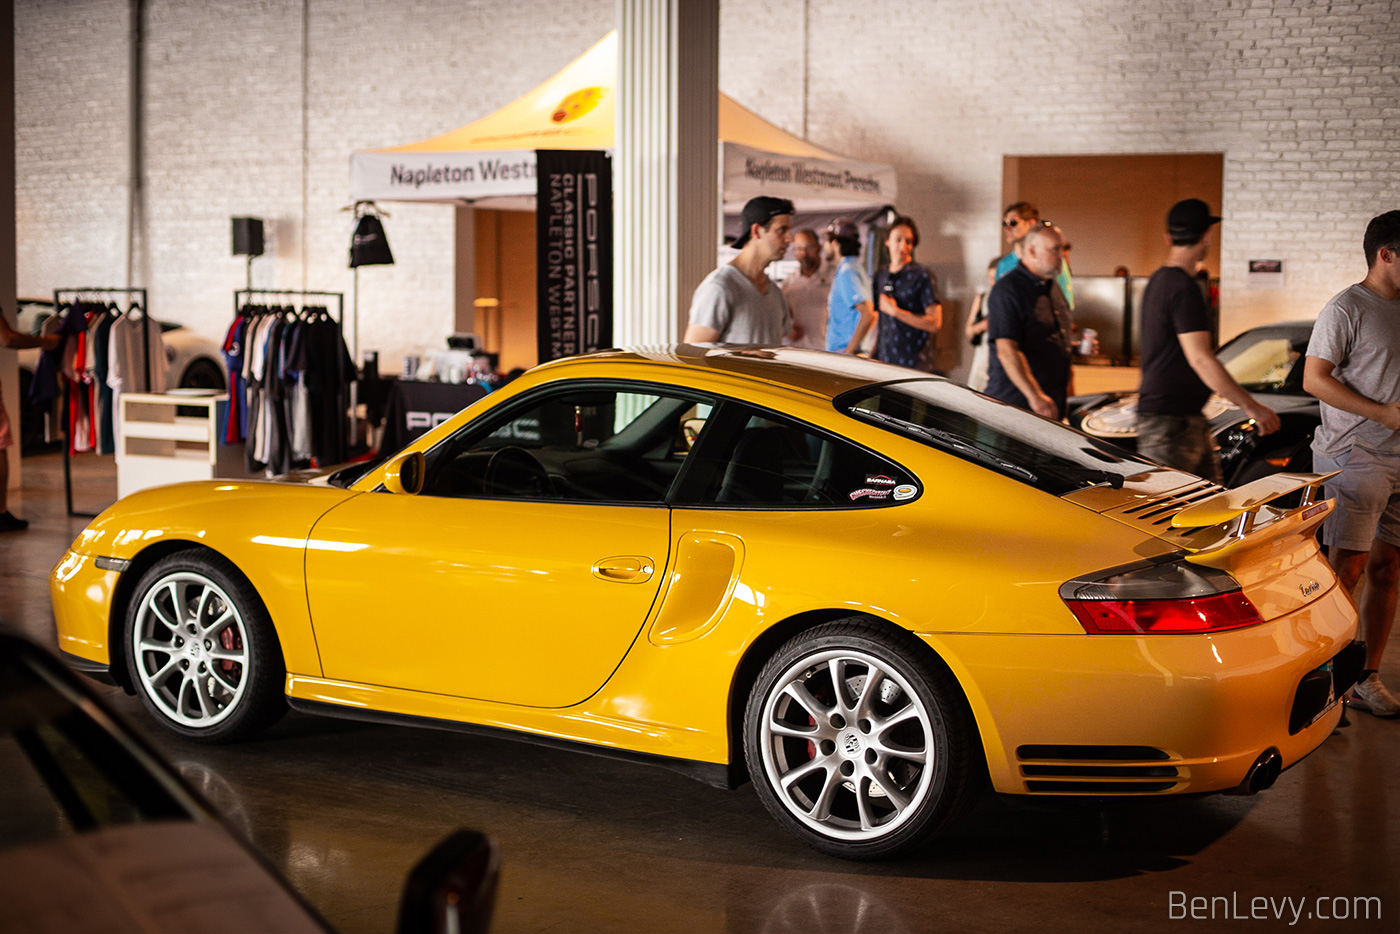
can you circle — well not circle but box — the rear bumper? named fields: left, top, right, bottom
left=923, top=585, right=1358, bottom=797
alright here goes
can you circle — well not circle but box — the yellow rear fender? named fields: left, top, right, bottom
left=722, top=608, right=984, bottom=780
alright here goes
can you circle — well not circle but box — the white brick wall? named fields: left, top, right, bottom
left=722, top=0, right=1400, bottom=351
left=15, top=0, right=1400, bottom=371
left=16, top=0, right=614, bottom=365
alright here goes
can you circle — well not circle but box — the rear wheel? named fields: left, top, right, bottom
left=744, top=618, right=980, bottom=859
left=125, top=551, right=286, bottom=742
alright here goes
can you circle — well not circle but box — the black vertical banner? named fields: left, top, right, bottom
left=536, top=150, right=613, bottom=363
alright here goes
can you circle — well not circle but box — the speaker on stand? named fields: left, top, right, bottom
left=232, top=217, right=264, bottom=289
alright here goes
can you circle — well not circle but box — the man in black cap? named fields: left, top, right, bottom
left=1135, top=198, right=1280, bottom=481
left=685, top=196, right=795, bottom=345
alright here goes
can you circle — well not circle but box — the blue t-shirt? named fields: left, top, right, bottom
left=872, top=262, right=938, bottom=369
left=984, top=262, right=1075, bottom=416
left=826, top=257, right=870, bottom=352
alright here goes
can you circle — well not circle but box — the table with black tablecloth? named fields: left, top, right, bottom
left=378, top=379, right=489, bottom=454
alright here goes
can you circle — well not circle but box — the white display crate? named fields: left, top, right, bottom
left=116, top=391, right=242, bottom=499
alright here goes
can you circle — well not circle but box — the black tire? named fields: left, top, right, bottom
left=179, top=357, right=226, bottom=391
left=124, top=550, right=287, bottom=742
left=743, top=618, right=980, bottom=859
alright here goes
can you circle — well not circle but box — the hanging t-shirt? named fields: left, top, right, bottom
left=107, top=311, right=169, bottom=393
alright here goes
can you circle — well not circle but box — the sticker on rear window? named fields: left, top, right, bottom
left=893, top=484, right=918, bottom=501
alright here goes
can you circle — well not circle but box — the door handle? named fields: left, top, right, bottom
left=592, top=556, right=655, bottom=584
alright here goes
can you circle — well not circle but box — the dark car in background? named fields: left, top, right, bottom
left=0, top=630, right=498, bottom=934
left=1069, top=321, right=1317, bottom=487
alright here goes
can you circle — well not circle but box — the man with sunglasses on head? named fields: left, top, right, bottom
left=997, top=201, right=1074, bottom=308
left=984, top=223, right=1075, bottom=420
left=685, top=196, right=796, bottom=345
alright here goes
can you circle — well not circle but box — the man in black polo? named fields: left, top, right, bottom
left=984, top=223, right=1074, bottom=419
left=1136, top=199, right=1279, bottom=482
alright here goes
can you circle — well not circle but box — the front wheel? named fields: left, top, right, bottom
left=125, top=551, right=287, bottom=742
left=744, top=619, right=980, bottom=859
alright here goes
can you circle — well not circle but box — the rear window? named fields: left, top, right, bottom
left=838, top=379, right=1151, bottom=495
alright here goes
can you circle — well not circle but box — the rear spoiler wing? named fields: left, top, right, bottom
left=1172, top=471, right=1337, bottom=562
left=1173, top=471, right=1337, bottom=534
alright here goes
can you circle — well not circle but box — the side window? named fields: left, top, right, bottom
left=681, top=405, right=918, bottom=508
left=419, top=385, right=714, bottom=504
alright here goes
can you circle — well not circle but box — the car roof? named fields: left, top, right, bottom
left=534, top=345, right=938, bottom=400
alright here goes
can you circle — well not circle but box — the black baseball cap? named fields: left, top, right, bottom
left=732, top=196, right=795, bottom=248
left=1167, top=198, right=1222, bottom=239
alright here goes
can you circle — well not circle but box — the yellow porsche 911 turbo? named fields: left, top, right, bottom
left=51, top=346, right=1361, bottom=859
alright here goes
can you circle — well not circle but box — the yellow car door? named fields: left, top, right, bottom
left=305, top=384, right=710, bottom=709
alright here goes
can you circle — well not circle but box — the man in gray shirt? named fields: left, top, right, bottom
left=684, top=196, right=794, bottom=345
left=1303, top=209, right=1400, bottom=717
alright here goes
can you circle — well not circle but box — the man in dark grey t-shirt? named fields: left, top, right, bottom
left=1303, top=209, right=1400, bottom=718
left=1136, top=199, right=1278, bottom=482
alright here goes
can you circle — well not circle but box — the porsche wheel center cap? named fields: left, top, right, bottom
left=838, top=730, right=863, bottom=759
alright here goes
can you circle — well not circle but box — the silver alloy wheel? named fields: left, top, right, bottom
left=132, top=571, right=249, bottom=728
left=758, top=648, right=936, bottom=842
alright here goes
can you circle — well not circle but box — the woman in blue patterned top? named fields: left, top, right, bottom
left=872, top=216, right=942, bottom=370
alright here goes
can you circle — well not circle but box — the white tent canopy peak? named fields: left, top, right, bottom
left=349, top=31, right=896, bottom=211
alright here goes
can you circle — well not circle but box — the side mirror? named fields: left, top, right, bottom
left=396, top=829, right=499, bottom=934
left=681, top=417, right=706, bottom=450
left=383, top=451, right=425, bottom=495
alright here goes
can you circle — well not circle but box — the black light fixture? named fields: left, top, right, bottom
left=232, top=217, right=264, bottom=256
left=232, top=217, right=265, bottom=290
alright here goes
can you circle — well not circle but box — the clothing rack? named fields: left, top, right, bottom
left=53, top=287, right=150, bottom=517
left=232, top=290, right=349, bottom=470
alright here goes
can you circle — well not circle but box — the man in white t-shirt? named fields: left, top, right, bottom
left=1303, top=209, right=1400, bottom=717
left=780, top=228, right=831, bottom=349
left=684, top=196, right=795, bottom=345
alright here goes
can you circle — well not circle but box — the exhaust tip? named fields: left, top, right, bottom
left=1230, top=747, right=1282, bottom=795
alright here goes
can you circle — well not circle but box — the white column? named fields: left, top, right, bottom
left=615, top=0, right=719, bottom=345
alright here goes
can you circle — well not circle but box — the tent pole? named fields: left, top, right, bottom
left=350, top=265, right=360, bottom=452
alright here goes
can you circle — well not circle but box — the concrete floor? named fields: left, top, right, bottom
left=2, top=451, right=1396, bottom=933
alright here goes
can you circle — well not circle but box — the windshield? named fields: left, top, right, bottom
left=1217, top=324, right=1310, bottom=393
left=838, top=380, right=1153, bottom=495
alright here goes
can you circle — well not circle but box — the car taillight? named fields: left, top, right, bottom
left=1060, top=558, right=1264, bottom=635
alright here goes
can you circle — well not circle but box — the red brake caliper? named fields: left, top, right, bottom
left=219, top=627, right=242, bottom=672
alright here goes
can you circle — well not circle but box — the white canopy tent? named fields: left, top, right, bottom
left=349, top=31, right=897, bottom=212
